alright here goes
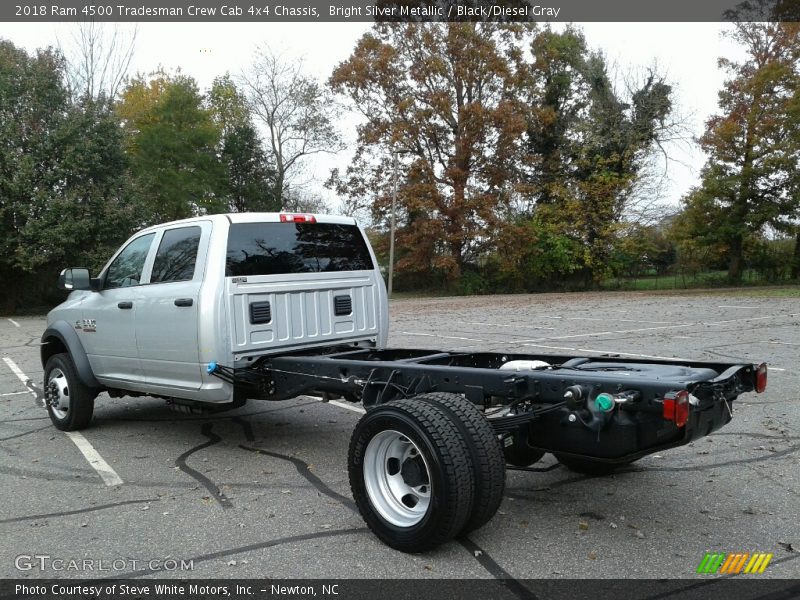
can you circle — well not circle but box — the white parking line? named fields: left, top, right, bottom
left=400, top=331, right=488, bottom=343
left=520, top=342, right=786, bottom=371
left=523, top=323, right=696, bottom=342
left=2, top=357, right=30, bottom=389
left=465, top=321, right=556, bottom=331
left=64, top=432, right=124, bottom=487
left=717, top=305, right=758, bottom=310
left=0, top=391, right=28, bottom=397
left=704, top=315, right=785, bottom=325
left=305, top=395, right=366, bottom=414
left=2, top=356, right=123, bottom=487
left=3, top=356, right=43, bottom=407
left=521, top=343, right=694, bottom=362
left=328, top=399, right=366, bottom=414
left=7, top=318, right=20, bottom=327
left=537, top=314, right=683, bottom=325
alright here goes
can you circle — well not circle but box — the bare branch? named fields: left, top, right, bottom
left=239, top=46, right=344, bottom=203
left=59, top=22, right=137, bottom=103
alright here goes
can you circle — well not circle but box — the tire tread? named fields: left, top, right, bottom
left=415, top=392, right=506, bottom=532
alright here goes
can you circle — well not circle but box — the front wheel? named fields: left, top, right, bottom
left=348, top=398, right=475, bottom=552
left=44, top=353, right=95, bottom=431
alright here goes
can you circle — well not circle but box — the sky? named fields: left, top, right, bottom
left=1, top=21, right=744, bottom=213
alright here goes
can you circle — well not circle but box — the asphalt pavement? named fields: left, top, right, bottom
left=1, top=290, right=798, bottom=583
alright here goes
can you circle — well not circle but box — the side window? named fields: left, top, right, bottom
left=150, top=226, right=202, bottom=284
left=105, top=233, right=155, bottom=289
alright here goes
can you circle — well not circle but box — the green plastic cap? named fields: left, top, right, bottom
left=595, top=393, right=615, bottom=412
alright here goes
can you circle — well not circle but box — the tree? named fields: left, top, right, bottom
left=488, top=214, right=581, bottom=292
left=241, top=48, right=343, bottom=205
left=329, top=23, right=527, bottom=283
left=281, top=189, right=330, bottom=213
left=209, top=75, right=279, bottom=212
left=611, top=223, right=676, bottom=279
left=59, top=22, right=137, bottom=103
left=680, top=19, right=800, bottom=282
left=0, top=41, right=134, bottom=310
left=519, top=27, right=675, bottom=286
left=522, top=26, right=591, bottom=208
left=0, top=41, right=68, bottom=310
left=18, top=98, right=136, bottom=272
left=221, top=124, right=279, bottom=213
left=117, top=72, right=227, bottom=223
left=208, top=74, right=249, bottom=136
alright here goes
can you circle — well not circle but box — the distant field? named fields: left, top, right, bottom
left=719, top=286, right=800, bottom=297
left=391, top=280, right=800, bottom=300
left=600, top=269, right=794, bottom=291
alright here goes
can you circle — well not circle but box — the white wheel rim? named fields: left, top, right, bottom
left=363, top=430, right=432, bottom=528
left=46, top=367, right=70, bottom=419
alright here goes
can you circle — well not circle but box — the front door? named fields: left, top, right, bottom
left=80, top=232, right=156, bottom=383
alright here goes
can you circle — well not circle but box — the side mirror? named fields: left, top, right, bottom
left=58, top=268, right=93, bottom=291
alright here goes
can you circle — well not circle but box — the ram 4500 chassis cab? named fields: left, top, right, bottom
left=42, top=213, right=767, bottom=552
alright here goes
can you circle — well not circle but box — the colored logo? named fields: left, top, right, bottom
left=697, top=552, right=773, bottom=574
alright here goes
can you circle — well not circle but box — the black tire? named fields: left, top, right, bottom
left=44, top=353, right=95, bottom=431
left=348, top=397, right=475, bottom=552
left=504, top=441, right=546, bottom=467
left=554, top=453, right=635, bottom=476
left=415, top=393, right=505, bottom=533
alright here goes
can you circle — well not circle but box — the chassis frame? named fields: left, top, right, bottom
left=210, top=346, right=761, bottom=465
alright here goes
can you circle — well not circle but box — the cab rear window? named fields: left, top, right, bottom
left=226, top=222, right=374, bottom=276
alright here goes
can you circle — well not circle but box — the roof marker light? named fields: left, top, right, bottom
left=280, top=213, right=316, bottom=223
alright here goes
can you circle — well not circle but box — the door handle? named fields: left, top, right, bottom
left=117, top=301, right=133, bottom=309
left=174, top=298, right=194, bottom=307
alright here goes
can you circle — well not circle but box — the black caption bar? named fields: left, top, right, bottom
left=2, top=0, right=799, bottom=22
left=2, top=579, right=800, bottom=600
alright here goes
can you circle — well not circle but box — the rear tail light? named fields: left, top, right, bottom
left=663, top=390, right=690, bottom=428
left=280, top=213, right=316, bottom=223
left=755, top=362, right=767, bottom=393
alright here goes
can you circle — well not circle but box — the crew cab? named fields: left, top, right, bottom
left=42, top=212, right=767, bottom=552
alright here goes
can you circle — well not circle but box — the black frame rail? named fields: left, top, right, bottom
left=255, top=347, right=755, bottom=408
left=207, top=346, right=759, bottom=464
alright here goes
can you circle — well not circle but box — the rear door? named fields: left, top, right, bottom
left=134, top=222, right=210, bottom=390
left=225, top=218, right=383, bottom=355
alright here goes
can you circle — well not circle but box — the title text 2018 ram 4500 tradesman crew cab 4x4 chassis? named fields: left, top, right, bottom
left=41, top=212, right=767, bottom=552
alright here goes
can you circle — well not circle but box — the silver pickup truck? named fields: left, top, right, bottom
left=43, top=212, right=386, bottom=412
left=42, top=212, right=767, bottom=552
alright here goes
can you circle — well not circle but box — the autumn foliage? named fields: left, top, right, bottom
left=330, top=24, right=678, bottom=290
left=1, top=20, right=799, bottom=311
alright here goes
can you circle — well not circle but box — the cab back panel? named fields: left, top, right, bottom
left=227, top=272, right=380, bottom=354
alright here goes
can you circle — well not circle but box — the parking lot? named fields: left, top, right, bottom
left=1, top=290, right=798, bottom=584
